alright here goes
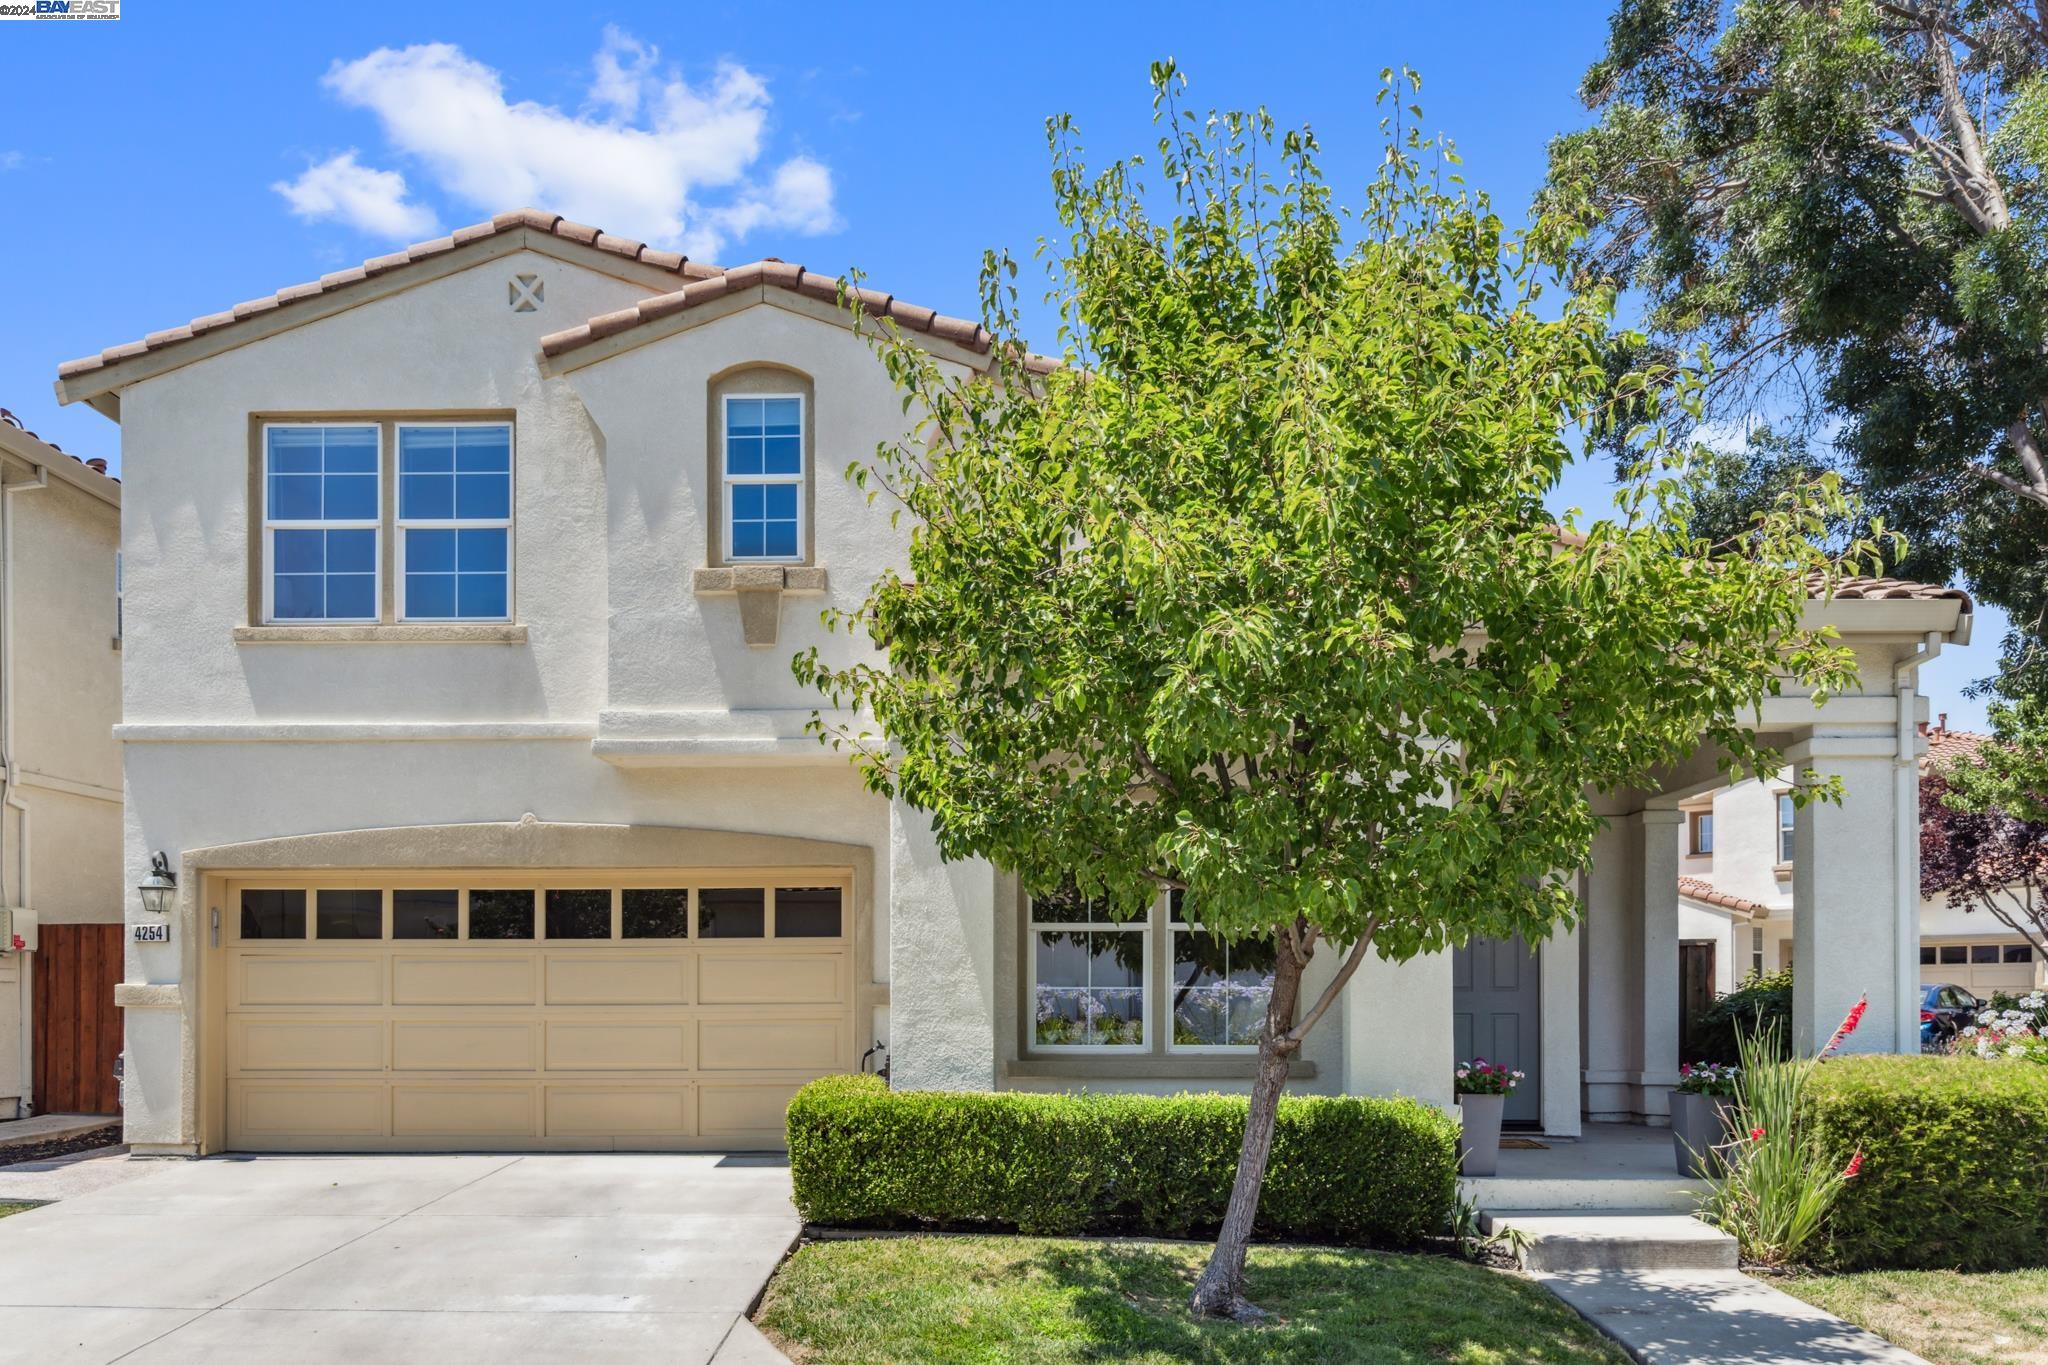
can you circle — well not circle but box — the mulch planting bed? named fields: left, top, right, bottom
left=0, top=1125, right=122, bottom=1168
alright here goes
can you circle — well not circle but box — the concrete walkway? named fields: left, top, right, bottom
left=0, top=1152, right=799, bottom=1363
left=1539, top=1269, right=1931, bottom=1364
left=0, top=1144, right=147, bottom=1203
left=0, top=1113, right=118, bottom=1148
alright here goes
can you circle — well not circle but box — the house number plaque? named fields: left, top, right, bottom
left=132, top=922, right=171, bottom=944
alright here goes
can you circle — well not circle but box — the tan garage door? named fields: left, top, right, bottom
left=1921, top=940, right=2040, bottom=999
left=211, top=869, right=855, bottom=1152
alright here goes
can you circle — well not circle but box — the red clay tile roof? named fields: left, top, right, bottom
left=56, top=209, right=723, bottom=385
left=56, top=207, right=1054, bottom=388
left=0, top=407, right=118, bottom=484
left=1921, top=725, right=1990, bottom=774
left=537, top=258, right=1058, bottom=373
left=1677, top=876, right=1767, bottom=917
left=1808, top=571, right=1973, bottom=609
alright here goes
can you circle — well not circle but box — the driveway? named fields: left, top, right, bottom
left=0, top=1152, right=799, bottom=1363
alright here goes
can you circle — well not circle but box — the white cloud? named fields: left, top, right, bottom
left=301, top=32, right=838, bottom=258
left=272, top=150, right=438, bottom=238
left=0, top=151, right=26, bottom=172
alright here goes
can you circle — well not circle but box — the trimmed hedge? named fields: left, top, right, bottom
left=784, top=1074, right=1458, bottom=1247
left=1805, top=1055, right=2048, bottom=1270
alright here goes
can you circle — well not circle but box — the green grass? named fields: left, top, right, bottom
left=0, top=1203, right=35, bottom=1219
left=755, top=1234, right=1629, bottom=1363
left=1782, top=1268, right=2048, bottom=1365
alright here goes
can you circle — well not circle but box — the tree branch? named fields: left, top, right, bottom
left=1283, top=915, right=1381, bottom=1045
left=1967, top=460, right=2048, bottom=510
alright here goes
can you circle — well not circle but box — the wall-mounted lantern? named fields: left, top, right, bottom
left=136, top=851, right=177, bottom=916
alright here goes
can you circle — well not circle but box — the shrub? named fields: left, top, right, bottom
left=1803, top=1054, right=2048, bottom=1270
left=785, top=1074, right=1458, bottom=1246
left=1687, top=968, right=1793, bottom=1066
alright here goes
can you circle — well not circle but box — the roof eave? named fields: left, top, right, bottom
left=1802, top=595, right=1972, bottom=646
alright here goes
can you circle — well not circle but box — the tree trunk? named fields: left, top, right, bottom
left=1188, top=938, right=1309, bottom=1321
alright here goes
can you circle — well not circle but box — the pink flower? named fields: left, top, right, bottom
left=1843, top=1151, right=1863, bottom=1179
left=1822, top=995, right=1869, bottom=1057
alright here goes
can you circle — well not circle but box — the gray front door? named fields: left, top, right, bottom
left=1452, top=934, right=1542, bottom=1126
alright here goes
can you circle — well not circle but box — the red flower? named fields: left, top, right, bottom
left=1843, top=1151, right=1863, bottom=1179
left=1822, top=995, right=1869, bottom=1057
left=1749, top=1126, right=1767, bottom=1142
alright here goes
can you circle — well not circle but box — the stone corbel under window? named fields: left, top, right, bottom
left=691, top=565, right=828, bottom=647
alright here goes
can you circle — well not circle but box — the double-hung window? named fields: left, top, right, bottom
left=263, top=424, right=379, bottom=622
left=1029, top=882, right=1147, bottom=1049
left=398, top=423, right=513, bottom=621
left=1168, top=892, right=1277, bottom=1049
left=723, top=395, right=803, bottom=561
left=1777, top=792, right=1796, bottom=864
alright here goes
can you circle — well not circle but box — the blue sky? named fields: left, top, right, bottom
left=0, top=1, right=1998, bottom=722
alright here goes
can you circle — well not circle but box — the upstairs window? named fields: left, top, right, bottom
left=723, top=395, right=803, bottom=561
left=263, top=424, right=379, bottom=622
left=398, top=423, right=512, bottom=621
left=1689, top=810, right=1714, bottom=855
left=1777, top=792, right=1796, bottom=864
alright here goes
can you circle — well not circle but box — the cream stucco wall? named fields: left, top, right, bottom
left=0, top=437, right=121, bottom=1117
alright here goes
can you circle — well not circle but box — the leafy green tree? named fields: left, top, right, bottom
left=1926, top=698, right=2048, bottom=960
left=798, top=64, right=1877, bottom=1320
left=1544, top=0, right=2048, bottom=681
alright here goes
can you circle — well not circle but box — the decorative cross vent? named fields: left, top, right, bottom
left=508, top=273, right=545, bottom=312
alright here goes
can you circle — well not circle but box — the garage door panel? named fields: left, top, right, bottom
left=698, top=953, right=841, bottom=1006
left=546, top=1086, right=694, bottom=1136
left=393, top=954, right=536, bottom=1006
left=546, top=1020, right=692, bottom=1071
left=392, top=1086, right=536, bottom=1137
left=239, top=955, right=384, bottom=1006
left=392, top=1020, right=537, bottom=1072
left=232, top=1018, right=386, bottom=1072
left=699, top=1083, right=803, bottom=1139
left=699, top=1018, right=843, bottom=1072
left=235, top=1082, right=388, bottom=1138
left=546, top=955, right=689, bottom=1006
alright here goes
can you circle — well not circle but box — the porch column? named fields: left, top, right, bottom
left=1787, top=736, right=1909, bottom=1054
left=1635, top=809, right=1683, bottom=1123
left=1579, top=816, right=1637, bottom=1122
left=1539, top=915, right=1582, bottom=1137
left=886, top=798, right=998, bottom=1089
left=1342, top=945, right=1453, bottom=1110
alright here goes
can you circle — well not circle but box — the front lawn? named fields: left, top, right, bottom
left=1782, top=1269, right=2048, bottom=1365
left=754, top=1234, right=1628, bottom=1363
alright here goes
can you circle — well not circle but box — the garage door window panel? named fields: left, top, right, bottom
left=775, top=886, right=843, bottom=939
left=546, top=888, right=614, bottom=940
left=241, top=889, right=307, bottom=940
left=468, top=889, right=537, bottom=940
left=393, top=889, right=460, bottom=940
left=700, top=888, right=766, bottom=938
left=316, top=889, right=383, bottom=940
left=623, top=887, right=690, bottom=939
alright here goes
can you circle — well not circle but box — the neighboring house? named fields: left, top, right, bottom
left=53, top=209, right=1973, bottom=1151
left=0, top=409, right=123, bottom=1120
left=1676, top=721, right=2044, bottom=1005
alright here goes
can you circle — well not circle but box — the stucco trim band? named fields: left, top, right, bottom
left=1003, top=1057, right=1319, bottom=1082
left=116, top=722, right=593, bottom=744
left=232, top=624, right=529, bottom=645
left=114, top=982, right=182, bottom=1010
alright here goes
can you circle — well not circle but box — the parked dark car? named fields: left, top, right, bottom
left=1921, top=983, right=1982, bottom=1047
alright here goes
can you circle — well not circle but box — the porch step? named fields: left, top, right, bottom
left=1480, top=1210, right=1738, bottom=1273
left=1459, top=1172, right=1708, bottom=1213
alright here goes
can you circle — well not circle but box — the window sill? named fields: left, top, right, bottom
left=233, top=623, right=529, bottom=645
left=692, top=565, right=828, bottom=647
left=1005, top=1056, right=1316, bottom=1082
left=1773, top=861, right=1794, bottom=876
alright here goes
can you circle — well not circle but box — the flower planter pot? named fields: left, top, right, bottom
left=1457, top=1092, right=1505, bottom=1176
left=1671, top=1092, right=1734, bottom=1177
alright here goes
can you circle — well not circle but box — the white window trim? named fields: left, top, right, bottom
left=260, top=421, right=381, bottom=625
left=1690, top=809, right=1714, bottom=855
left=1167, top=914, right=1272, bottom=1054
left=722, top=392, right=805, bottom=565
left=394, top=420, right=515, bottom=624
left=1776, top=791, right=1796, bottom=865
left=1026, top=891, right=1152, bottom=1054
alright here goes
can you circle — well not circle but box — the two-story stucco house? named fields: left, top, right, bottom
left=54, top=210, right=1975, bottom=1154
left=1679, top=723, right=2045, bottom=1006
left=0, top=409, right=124, bottom=1121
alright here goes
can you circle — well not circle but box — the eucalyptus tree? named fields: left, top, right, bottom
left=798, top=64, right=1879, bottom=1321
left=1545, top=0, right=2048, bottom=681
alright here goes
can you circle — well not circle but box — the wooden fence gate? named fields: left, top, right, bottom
left=32, top=923, right=122, bottom=1115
